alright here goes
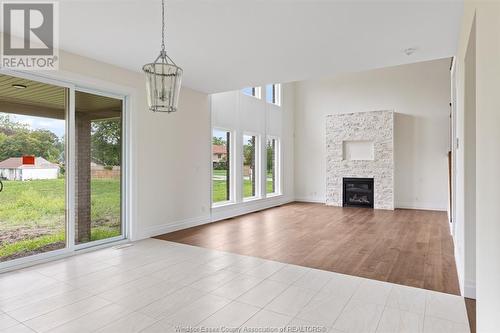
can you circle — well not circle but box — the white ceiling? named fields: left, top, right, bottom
left=56, top=0, right=463, bottom=93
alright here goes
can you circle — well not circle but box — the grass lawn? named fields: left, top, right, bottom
left=213, top=170, right=227, bottom=177
left=212, top=170, right=276, bottom=203
left=0, top=178, right=121, bottom=261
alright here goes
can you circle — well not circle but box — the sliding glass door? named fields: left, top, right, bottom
left=0, top=72, right=126, bottom=267
left=0, top=74, right=68, bottom=262
left=75, top=91, right=123, bottom=245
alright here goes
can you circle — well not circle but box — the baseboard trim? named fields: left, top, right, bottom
left=464, top=279, right=476, bottom=299
left=212, top=196, right=294, bottom=222
left=294, top=199, right=447, bottom=211
left=137, top=215, right=211, bottom=239
left=395, top=202, right=447, bottom=211
left=294, top=197, right=325, bottom=204
left=138, top=197, right=295, bottom=239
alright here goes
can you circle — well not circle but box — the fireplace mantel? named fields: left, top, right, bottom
left=326, top=110, right=394, bottom=210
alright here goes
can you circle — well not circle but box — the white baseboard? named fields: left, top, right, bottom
left=212, top=196, right=294, bottom=222
left=454, top=244, right=465, bottom=296
left=295, top=199, right=447, bottom=212
left=138, top=197, right=294, bottom=240
left=395, top=202, right=447, bottom=211
left=137, top=215, right=211, bottom=240
left=464, top=279, right=476, bottom=299
left=453, top=234, right=476, bottom=299
left=294, top=197, right=325, bottom=203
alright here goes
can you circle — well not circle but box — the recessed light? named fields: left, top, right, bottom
left=12, top=84, right=27, bottom=89
left=403, top=47, right=418, bottom=56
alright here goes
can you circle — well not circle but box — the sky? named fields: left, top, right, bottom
left=213, top=129, right=227, bottom=143
left=6, top=113, right=65, bottom=138
left=242, top=85, right=274, bottom=103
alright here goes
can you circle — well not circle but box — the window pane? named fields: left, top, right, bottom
left=242, top=87, right=260, bottom=98
left=266, top=138, right=278, bottom=194
left=266, top=84, right=281, bottom=105
left=265, top=84, right=274, bottom=103
left=243, top=135, right=257, bottom=198
left=242, top=87, right=254, bottom=97
left=0, top=74, right=67, bottom=262
left=75, top=91, right=122, bottom=244
left=212, top=129, right=230, bottom=203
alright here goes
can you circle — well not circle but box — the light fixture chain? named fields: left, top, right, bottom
left=143, top=0, right=182, bottom=113
left=161, top=0, right=166, bottom=52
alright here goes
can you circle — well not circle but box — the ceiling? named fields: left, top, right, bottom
left=0, top=74, right=121, bottom=119
left=0, top=75, right=65, bottom=111
left=56, top=1, right=462, bottom=93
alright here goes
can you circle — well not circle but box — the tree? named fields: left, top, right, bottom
left=91, top=119, right=121, bottom=167
left=243, top=137, right=256, bottom=170
left=266, top=140, right=275, bottom=172
left=212, top=136, right=225, bottom=145
left=0, top=116, right=63, bottom=163
left=0, top=114, right=28, bottom=136
left=0, top=132, right=7, bottom=148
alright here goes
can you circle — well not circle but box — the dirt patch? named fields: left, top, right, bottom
left=0, top=241, right=65, bottom=262
left=92, top=218, right=120, bottom=228
left=0, top=227, right=56, bottom=246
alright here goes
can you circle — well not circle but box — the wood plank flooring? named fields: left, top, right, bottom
left=156, top=202, right=460, bottom=295
left=465, top=298, right=476, bottom=333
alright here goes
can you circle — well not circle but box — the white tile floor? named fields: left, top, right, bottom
left=0, top=239, right=470, bottom=333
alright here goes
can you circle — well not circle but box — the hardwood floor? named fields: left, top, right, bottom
left=156, top=202, right=460, bottom=295
left=465, top=298, right=476, bottom=333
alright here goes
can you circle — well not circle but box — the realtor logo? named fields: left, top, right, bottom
left=1, top=1, right=59, bottom=70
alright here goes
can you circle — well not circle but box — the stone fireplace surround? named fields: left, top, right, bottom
left=326, top=110, right=394, bottom=210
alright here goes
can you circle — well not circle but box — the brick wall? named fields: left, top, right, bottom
left=75, top=112, right=91, bottom=243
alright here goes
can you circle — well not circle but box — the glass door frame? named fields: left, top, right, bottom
left=0, top=69, right=130, bottom=272
left=72, top=86, right=128, bottom=251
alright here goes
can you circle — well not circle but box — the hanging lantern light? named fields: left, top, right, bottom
left=143, top=0, right=183, bottom=113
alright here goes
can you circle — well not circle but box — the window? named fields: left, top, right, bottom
left=212, top=129, right=231, bottom=204
left=75, top=91, right=124, bottom=245
left=266, top=137, right=280, bottom=195
left=0, top=72, right=128, bottom=266
left=0, top=78, right=67, bottom=262
left=241, top=87, right=261, bottom=99
left=265, top=83, right=281, bottom=106
left=243, top=134, right=258, bottom=199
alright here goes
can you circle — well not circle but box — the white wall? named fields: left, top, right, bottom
left=1, top=34, right=297, bottom=245
left=46, top=49, right=294, bottom=239
left=452, top=6, right=477, bottom=300
left=21, top=168, right=58, bottom=181
left=455, top=1, right=500, bottom=329
left=50, top=49, right=212, bottom=240
left=294, top=59, right=451, bottom=211
left=211, top=84, right=295, bottom=220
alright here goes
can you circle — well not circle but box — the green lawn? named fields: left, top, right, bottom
left=212, top=170, right=276, bottom=203
left=213, top=170, right=227, bottom=177
left=0, top=178, right=121, bottom=261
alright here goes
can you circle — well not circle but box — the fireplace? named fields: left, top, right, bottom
left=343, top=178, right=374, bottom=208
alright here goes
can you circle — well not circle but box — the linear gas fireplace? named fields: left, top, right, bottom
left=343, top=177, right=374, bottom=208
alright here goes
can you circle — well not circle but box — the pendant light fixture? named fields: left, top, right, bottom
left=143, top=0, right=183, bottom=113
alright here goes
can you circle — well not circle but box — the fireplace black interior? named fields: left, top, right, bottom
left=343, top=177, right=374, bottom=208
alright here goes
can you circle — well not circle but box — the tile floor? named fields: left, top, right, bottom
left=0, top=239, right=470, bottom=333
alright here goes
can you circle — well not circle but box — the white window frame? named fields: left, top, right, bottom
left=266, top=83, right=281, bottom=106
left=266, top=136, right=281, bottom=196
left=0, top=69, right=131, bottom=273
left=242, top=132, right=261, bottom=201
left=212, top=127, right=234, bottom=207
left=241, top=86, right=262, bottom=99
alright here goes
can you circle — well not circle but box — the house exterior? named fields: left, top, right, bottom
left=212, top=145, right=227, bottom=163
left=0, top=156, right=60, bottom=181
